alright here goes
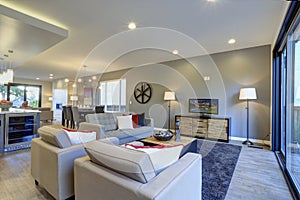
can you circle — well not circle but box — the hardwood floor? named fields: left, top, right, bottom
left=225, top=141, right=292, bottom=200
left=0, top=141, right=293, bottom=200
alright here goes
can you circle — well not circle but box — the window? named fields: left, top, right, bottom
left=273, top=3, right=300, bottom=199
left=7, top=83, right=42, bottom=108
left=286, top=20, right=300, bottom=191
left=0, top=85, right=8, bottom=100
left=100, top=79, right=126, bottom=112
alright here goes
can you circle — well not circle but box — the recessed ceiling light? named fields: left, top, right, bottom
left=88, top=79, right=92, bottom=82
left=36, top=78, right=40, bottom=80
left=172, top=50, right=179, bottom=55
left=228, top=38, right=236, bottom=44
left=128, top=22, right=136, bottom=30
left=78, top=78, right=82, bottom=83
left=92, top=76, right=97, bottom=80
left=49, top=76, right=53, bottom=79
left=64, top=78, right=69, bottom=83
left=72, top=84, right=76, bottom=88
left=207, top=0, right=216, bottom=2
left=49, top=74, right=53, bottom=76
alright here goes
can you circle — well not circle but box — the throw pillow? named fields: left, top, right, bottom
left=63, top=128, right=96, bottom=145
left=125, top=144, right=183, bottom=173
left=131, top=114, right=139, bottom=128
left=117, top=115, right=134, bottom=129
left=138, top=113, right=146, bottom=126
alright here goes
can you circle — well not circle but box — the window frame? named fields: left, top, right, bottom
left=99, top=79, right=126, bottom=112
left=7, top=83, right=42, bottom=108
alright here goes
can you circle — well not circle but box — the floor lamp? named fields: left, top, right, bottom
left=239, top=88, right=257, bottom=145
left=164, top=91, right=176, bottom=133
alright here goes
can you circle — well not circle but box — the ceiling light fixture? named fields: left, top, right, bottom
left=49, top=77, right=53, bottom=79
left=49, top=73, right=53, bottom=76
left=64, top=78, right=69, bottom=83
left=78, top=78, right=82, bottom=83
left=92, top=76, right=97, bottom=80
left=172, top=50, right=179, bottom=55
left=36, top=77, right=40, bottom=80
left=228, top=38, right=236, bottom=44
left=0, top=69, right=13, bottom=85
left=128, top=22, right=136, bottom=30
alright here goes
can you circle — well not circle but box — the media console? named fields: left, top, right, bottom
left=175, top=115, right=231, bottom=142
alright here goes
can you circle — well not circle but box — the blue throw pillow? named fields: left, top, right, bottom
left=138, top=113, right=146, bottom=126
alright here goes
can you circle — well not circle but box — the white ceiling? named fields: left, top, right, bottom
left=0, top=0, right=289, bottom=81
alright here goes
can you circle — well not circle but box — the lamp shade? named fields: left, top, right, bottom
left=164, top=92, right=176, bottom=101
left=296, top=87, right=300, bottom=100
left=48, top=96, right=52, bottom=101
left=239, top=88, right=257, bottom=100
left=70, top=95, right=78, bottom=101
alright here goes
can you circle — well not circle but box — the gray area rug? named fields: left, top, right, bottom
left=197, top=139, right=242, bottom=200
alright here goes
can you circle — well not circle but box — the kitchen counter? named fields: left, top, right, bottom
left=0, top=108, right=41, bottom=114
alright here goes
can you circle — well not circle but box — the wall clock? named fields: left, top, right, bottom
left=134, top=82, right=152, bottom=104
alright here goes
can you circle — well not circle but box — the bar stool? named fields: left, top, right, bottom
left=95, top=105, right=105, bottom=113
left=62, top=106, right=67, bottom=126
left=71, top=106, right=82, bottom=129
left=65, top=106, right=75, bottom=128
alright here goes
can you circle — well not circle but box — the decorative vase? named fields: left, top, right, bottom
left=0, top=102, right=13, bottom=111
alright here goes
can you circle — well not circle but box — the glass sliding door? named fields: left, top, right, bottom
left=273, top=3, right=300, bottom=198
left=286, top=19, right=300, bottom=191
left=281, top=47, right=287, bottom=157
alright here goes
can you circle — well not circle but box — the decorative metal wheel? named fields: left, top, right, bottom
left=134, top=82, right=152, bottom=104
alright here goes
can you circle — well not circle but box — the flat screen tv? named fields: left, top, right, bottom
left=189, top=99, right=218, bottom=115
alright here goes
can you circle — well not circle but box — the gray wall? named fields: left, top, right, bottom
left=211, top=45, right=271, bottom=140
left=87, top=45, right=271, bottom=140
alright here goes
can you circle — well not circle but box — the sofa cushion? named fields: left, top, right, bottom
left=85, top=140, right=156, bottom=183
left=38, top=126, right=72, bottom=148
left=125, top=144, right=183, bottom=173
left=63, top=128, right=96, bottom=145
left=86, top=113, right=117, bottom=131
left=103, top=126, right=152, bottom=139
left=117, top=115, right=134, bottom=130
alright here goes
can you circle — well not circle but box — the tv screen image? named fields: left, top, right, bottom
left=189, top=99, right=218, bottom=114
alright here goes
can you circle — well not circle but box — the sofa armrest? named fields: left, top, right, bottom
left=78, top=122, right=105, bottom=139
left=138, top=153, right=202, bottom=200
left=145, top=118, right=154, bottom=129
left=31, top=138, right=87, bottom=200
left=74, top=153, right=201, bottom=200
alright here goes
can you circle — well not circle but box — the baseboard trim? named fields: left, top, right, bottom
left=230, top=136, right=271, bottom=146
